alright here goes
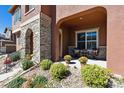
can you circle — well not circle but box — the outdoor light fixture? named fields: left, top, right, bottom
left=79, top=17, right=83, bottom=20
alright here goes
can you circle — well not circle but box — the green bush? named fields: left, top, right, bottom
left=64, top=55, right=72, bottom=61
left=50, top=63, right=68, bottom=80
left=81, top=64, right=111, bottom=88
left=78, top=56, right=88, bottom=65
left=10, top=52, right=20, bottom=62
left=21, top=59, right=34, bottom=70
left=31, top=75, right=48, bottom=88
left=7, top=77, right=26, bottom=88
left=40, top=59, right=53, bottom=70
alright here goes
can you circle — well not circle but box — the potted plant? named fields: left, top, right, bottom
left=78, top=56, right=88, bottom=67
left=64, top=55, right=72, bottom=64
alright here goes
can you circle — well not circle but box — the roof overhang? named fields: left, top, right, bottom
left=4, top=27, right=12, bottom=33
left=8, top=5, right=18, bottom=14
left=4, top=28, right=8, bottom=33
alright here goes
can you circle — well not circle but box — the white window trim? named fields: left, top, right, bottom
left=75, top=27, right=99, bottom=49
left=14, top=6, right=21, bottom=24
left=24, top=7, right=35, bottom=16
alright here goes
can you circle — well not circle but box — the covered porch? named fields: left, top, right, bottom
left=57, top=6, right=107, bottom=60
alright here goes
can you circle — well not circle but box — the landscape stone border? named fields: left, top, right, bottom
left=2, top=64, right=39, bottom=88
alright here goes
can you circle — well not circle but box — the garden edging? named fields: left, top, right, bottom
left=2, top=64, right=39, bottom=88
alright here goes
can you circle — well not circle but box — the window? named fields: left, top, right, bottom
left=14, top=6, right=21, bottom=24
left=25, top=5, right=34, bottom=13
left=76, top=29, right=98, bottom=50
left=77, top=32, right=86, bottom=49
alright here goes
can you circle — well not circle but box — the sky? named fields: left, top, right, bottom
left=0, top=5, right=12, bottom=33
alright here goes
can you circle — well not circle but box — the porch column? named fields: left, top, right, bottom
left=59, top=29, right=63, bottom=58
left=54, top=26, right=60, bottom=61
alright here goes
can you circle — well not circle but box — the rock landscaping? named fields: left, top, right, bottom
left=20, top=65, right=83, bottom=88
left=1, top=54, right=124, bottom=88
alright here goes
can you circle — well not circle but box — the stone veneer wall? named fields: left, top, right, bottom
left=19, top=12, right=51, bottom=63
left=40, top=13, right=51, bottom=60
left=20, top=18, right=41, bottom=63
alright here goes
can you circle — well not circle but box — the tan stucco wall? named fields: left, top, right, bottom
left=56, top=5, right=124, bottom=75
left=21, top=5, right=41, bottom=23
left=106, top=6, right=124, bottom=75
left=12, top=5, right=41, bottom=31
left=68, top=23, right=106, bottom=46
left=56, top=5, right=97, bottom=22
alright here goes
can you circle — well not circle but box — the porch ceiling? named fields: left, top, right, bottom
left=60, top=7, right=107, bottom=30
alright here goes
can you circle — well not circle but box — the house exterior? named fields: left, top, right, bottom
left=8, top=5, right=56, bottom=63
left=8, top=5, right=124, bottom=75
left=0, top=27, right=16, bottom=54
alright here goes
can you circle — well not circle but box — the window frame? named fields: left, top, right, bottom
left=13, top=6, right=21, bottom=24
left=75, top=28, right=99, bottom=50
left=25, top=5, right=35, bottom=14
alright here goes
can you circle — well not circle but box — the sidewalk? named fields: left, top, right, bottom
left=60, top=59, right=106, bottom=69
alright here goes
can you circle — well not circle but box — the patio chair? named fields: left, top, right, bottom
left=87, top=49, right=98, bottom=59
left=95, top=46, right=106, bottom=60
left=72, top=48, right=80, bottom=58
left=80, top=49, right=89, bottom=57
left=68, top=46, right=76, bottom=57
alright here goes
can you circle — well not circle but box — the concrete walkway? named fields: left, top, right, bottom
left=0, top=67, right=22, bottom=82
left=61, top=59, right=106, bottom=69
left=0, top=61, right=22, bottom=84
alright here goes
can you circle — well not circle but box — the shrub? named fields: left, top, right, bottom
left=21, top=78, right=32, bottom=88
left=78, top=56, right=88, bottom=65
left=81, top=64, right=111, bottom=88
left=10, top=52, right=20, bottom=62
left=7, top=77, right=26, bottom=88
left=50, top=63, right=68, bottom=80
left=31, top=75, right=48, bottom=88
left=21, top=59, right=34, bottom=70
left=40, top=59, right=53, bottom=70
left=25, top=54, right=33, bottom=60
left=64, top=55, right=72, bottom=61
